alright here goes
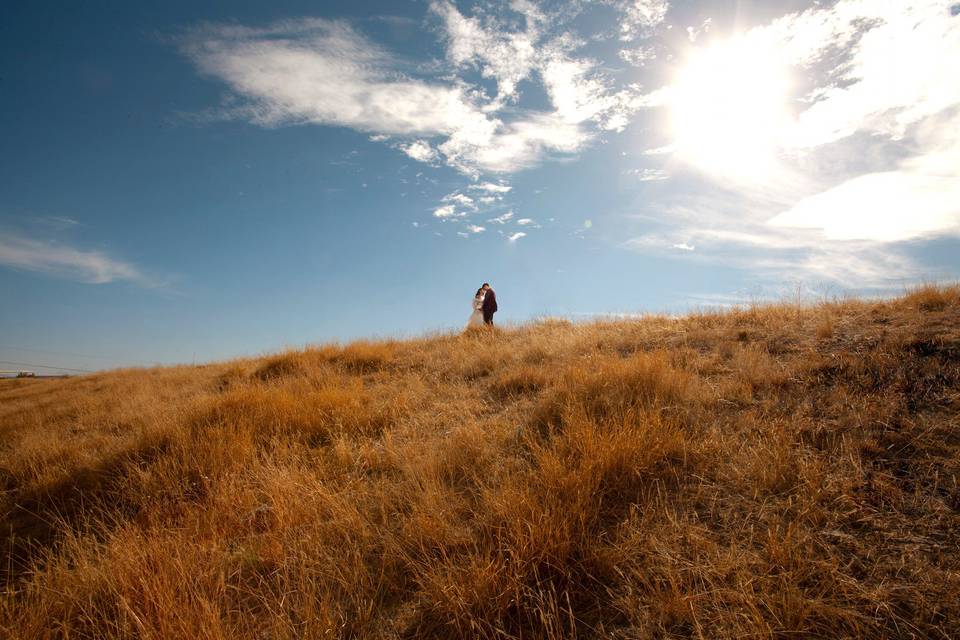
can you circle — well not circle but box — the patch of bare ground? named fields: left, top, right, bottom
left=1, top=284, right=959, bottom=638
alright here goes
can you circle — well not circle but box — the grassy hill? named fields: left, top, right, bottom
left=2, top=286, right=959, bottom=639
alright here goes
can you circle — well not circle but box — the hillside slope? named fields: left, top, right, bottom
left=2, top=287, right=959, bottom=639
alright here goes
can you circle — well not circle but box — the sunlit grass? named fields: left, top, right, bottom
left=2, top=285, right=959, bottom=638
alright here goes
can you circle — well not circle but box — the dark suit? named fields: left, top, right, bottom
left=482, top=288, right=498, bottom=325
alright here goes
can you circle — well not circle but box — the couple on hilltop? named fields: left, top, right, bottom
left=466, top=283, right=497, bottom=329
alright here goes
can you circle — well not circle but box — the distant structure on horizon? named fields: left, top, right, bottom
left=0, top=370, right=69, bottom=379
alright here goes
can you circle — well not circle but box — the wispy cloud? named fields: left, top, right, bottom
left=468, top=182, right=512, bottom=194
left=761, top=1, right=960, bottom=244
left=630, top=168, right=670, bottom=182
left=623, top=184, right=928, bottom=287
left=619, top=45, right=656, bottom=67
left=430, top=0, right=541, bottom=105
left=608, top=0, right=670, bottom=41
left=0, top=233, right=153, bottom=286
left=433, top=204, right=463, bottom=219
left=181, top=4, right=652, bottom=176
left=422, top=181, right=520, bottom=234
left=33, top=216, right=82, bottom=230
left=443, top=192, right=476, bottom=210
left=180, top=20, right=483, bottom=136
left=400, top=140, right=439, bottom=163
left=686, top=18, right=711, bottom=43
left=507, top=231, right=527, bottom=242
left=642, top=144, right=674, bottom=156
left=768, top=2, right=960, bottom=149
left=769, top=118, right=960, bottom=242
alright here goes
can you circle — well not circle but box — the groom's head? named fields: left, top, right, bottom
left=482, top=283, right=490, bottom=290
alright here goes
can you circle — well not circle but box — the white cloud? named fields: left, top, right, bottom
left=541, top=53, right=642, bottom=132
left=628, top=86, right=671, bottom=109
left=428, top=1, right=644, bottom=172
left=457, top=231, right=470, bottom=238
left=466, top=224, right=486, bottom=233
left=0, top=233, right=151, bottom=285
left=401, top=140, right=438, bottom=163
left=180, top=17, right=552, bottom=175
left=443, top=192, right=476, bottom=209
left=433, top=204, right=461, bottom=218
left=468, top=182, right=512, bottom=194
left=508, top=231, right=527, bottom=242
left=450, top=111, right=593, bottom=173
left=624, top=233, right=675, bottom=250
left=770, top=0, right=960, bottom=149
left=686, top=18, right=711, bottom=43
left=672, top=242, right=695, bottom=251
left=624, top=222, right=920, bottom=287
left=181, top=20, right=488, bottom=136
left=488, top=211, right=514, bottom=224
left=619, top=45, right=656, bottom=66
left=35, top=216, right=82, bottom=230
left=183, top=6, right=656, bottom=177
left=430, top=0, right=541, bottom=103
left=769, top=157, right=960, bottom=242
left=516, top=218, right=534, bottom=225
left=631, top=168, right=670, bottom=181
left=642, top=144, right=675, bottom=155
left=610, top=0, right=670, bottom=41
left=762, top=0, right=960, bottom=243
left=435, top=185, right=507, bottom=228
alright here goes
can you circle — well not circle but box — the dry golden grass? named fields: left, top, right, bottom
left=2, top=285, right=960, bottom=638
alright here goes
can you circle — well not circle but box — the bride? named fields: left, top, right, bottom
left=466, top=287, right=485, bottom=329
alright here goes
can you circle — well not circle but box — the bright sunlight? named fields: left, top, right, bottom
left=670, top=33, right=793, bottom=180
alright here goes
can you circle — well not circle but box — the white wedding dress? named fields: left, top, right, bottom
left=466, top=293, right=485, bottom=329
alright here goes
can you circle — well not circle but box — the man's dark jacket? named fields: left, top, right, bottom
left=482, top=289, right=498, bottom=315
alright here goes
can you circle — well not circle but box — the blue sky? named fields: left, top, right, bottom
left=2, top=0, right=959, bottom=372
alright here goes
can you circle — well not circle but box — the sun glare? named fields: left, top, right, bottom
left=670, top=34, right=792, bottom=180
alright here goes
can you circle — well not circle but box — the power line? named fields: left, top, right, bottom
left=0, top=345, right=122, bottom=362
left=0, top=360, right=94, bottom=373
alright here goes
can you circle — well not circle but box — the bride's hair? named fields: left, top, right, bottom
left=475, top=287, right=484, bottom=297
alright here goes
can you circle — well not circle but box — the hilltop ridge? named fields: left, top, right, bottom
left=2, top=286, right=959, bottom=638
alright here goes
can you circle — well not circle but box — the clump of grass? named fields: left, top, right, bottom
left=194, top=383, right=374, bottom=445
left=730, top=343, right=786, bottom=390
left=253, top=348, right=333, bottom=381
left=214, top=363, right=249, bottom=391
left=487, top=366, right=552, bottom=400
left=532, top=351, right=700, bottom=434
left=254, top=340, right=396, bottom=381
left=816, top=314, right=834, bottom=339
left=329, top=340, right=397, bottom=374
left=905, top=282, right=958, bottom=312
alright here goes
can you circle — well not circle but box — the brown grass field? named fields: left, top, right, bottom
left=2, top=285, right=959, bottom=639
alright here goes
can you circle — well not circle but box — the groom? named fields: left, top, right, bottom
left=482, top=283, right=497, bottom=326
